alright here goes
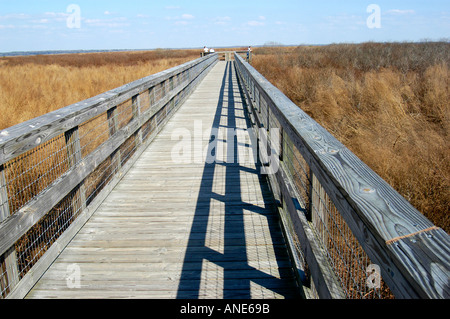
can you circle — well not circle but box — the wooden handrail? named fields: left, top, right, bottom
left=234, top=52, right=449, bottom=299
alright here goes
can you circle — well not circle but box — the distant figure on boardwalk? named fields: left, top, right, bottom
left=203, top=46, right=209, bottom=56
left=247, top=46, right=252, bottom=62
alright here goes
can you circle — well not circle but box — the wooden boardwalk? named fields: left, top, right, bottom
left=26, top=61, right=300, bottom=299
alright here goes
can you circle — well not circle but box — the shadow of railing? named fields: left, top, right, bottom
left=176, top=62, right=298, bottom=299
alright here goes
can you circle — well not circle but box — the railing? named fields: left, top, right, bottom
left=0, top=53, right=218, bottom=299
left=234, top=53, right=449, bottom=299
left=202, top=50, right=252, bottom=63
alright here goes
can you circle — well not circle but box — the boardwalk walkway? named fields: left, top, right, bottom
left=26, top=61, right=299, bottom=299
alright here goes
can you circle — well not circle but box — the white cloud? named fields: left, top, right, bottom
left=85, top=17, right=129, bottom=28
left=181, top=14, right=194, bottom=20
left=0, top=24, right=15, bottom=29
left=214, top=16, right=231, bottom=25
left=386, top=9, right=415, bottom=15
left=166, top=13, right=195, bottom=25
left=246, top=15, right=266, bottom=27
left=322, top=14, right=366, bottom=30
left=0, top=13, right=30, bottom=20
left=247, top=20, right=264, bottom=27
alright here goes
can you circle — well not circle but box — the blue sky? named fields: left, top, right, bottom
left=0, top=0, right=449, bottom=52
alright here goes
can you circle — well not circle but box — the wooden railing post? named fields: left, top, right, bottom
left=0, top=165, right=9, bottom=222
left=311, top=174, right=329, bottom=248
left=0, top=165, right=19, bottom=295
left=107, top=106, right=122, bottom=171
left=64, top=127, right=87, bottom=214
left=132, top=94, right=143, bottom=147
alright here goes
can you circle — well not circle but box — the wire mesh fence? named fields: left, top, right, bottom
left=0, top=54, right=217, bottom=298
left=235, top=53, right=397, bottom=299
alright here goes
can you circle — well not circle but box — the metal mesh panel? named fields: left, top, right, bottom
left=84, top=157, right=114, bottom=207
left=0, top=255, right=8, bottom=298
left=116, top=99, right=133, bottom=130
left=14, top=187, right=82, bottom=279
left=79, top=112, right=109, bottom=158
left=282, top=132, right=311, bottom=210
left=3, top=134, right=70, bottom=216
left=141, top=118, right=157, bottom=142
left=119, top=134, right=137, bottom=167
left=139, top=89, right=151, bottom=114
left=310, top=176, right=394, bottom=298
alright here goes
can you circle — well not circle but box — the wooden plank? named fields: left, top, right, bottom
left=0, top=165, right=9, bottom=222
left=386, top=228, right=450, bottom=299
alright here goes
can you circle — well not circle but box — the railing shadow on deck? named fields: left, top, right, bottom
left=176, top=62, right=299, bottom=299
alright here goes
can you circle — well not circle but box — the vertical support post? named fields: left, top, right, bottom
left=169, top=76, right=174, bottom=91
left=0, top=165, right=19, bottom=295
left=307, top=167, right=313, bottom=222
left=256, top=89, right=260, bottom=112
left=311, top=173, right=328, bottom=247
left=107, top=106, right=122, bottom=171
left=132, top=94, right=143, bottom=148
left=251, top=81, right=255, bottom=105
left=280, top=127, right=284, bottom=162
left=0, top=165, right=9, bottom=222
left=162, top=79, right=167, bottom=99
left=64, top=126, right=87, bottom=215
left=149, top=86, right=155, bottom=108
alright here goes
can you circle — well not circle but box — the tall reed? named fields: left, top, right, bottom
left=253, top=42, right=449, bottom=232
left=0, top=49, right=199, bottom=130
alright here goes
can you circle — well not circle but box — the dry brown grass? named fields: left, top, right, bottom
left=0, top=49, right=203, bottom=286
left=253, top=42, right=449, bottom=233
left=0, top=49, right=199, bottom=130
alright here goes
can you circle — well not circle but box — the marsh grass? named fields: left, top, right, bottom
left=253, top=42, right=449, bottom=232
left=0, top=49, right=199, bottom=289
left=0, top=49, right=199, bottom=130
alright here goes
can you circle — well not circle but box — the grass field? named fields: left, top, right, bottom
left=0, top=49, right=200, bottom=130
left=252, top=42, right=449, bottom=232
left=0, top=44, right=448, bottom=232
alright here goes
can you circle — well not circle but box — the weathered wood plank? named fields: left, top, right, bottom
left=0, top=165, right=10, bottom=222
